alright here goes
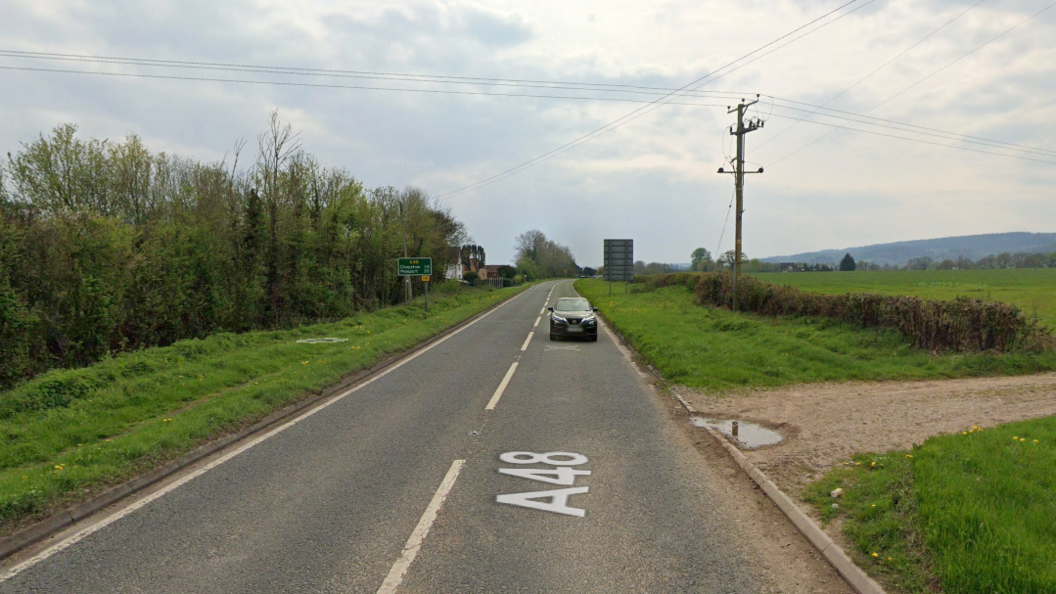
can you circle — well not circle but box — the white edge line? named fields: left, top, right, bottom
left=376, top=459, right=465, bottom=594
left=485, top=362, right=519, bottom=411
left=520, top=332, right=533, bottom=351
left=0, top=290, right=527, bottom=582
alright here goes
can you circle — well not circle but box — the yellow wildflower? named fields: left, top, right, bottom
left=871, top=552, right=879, bottom=558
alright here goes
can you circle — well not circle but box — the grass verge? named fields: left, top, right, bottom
left=805, top=416, right=1056, bottom=593
left=0, top=284, right=528, bottom=534
left=574, top=279, right=1056, bottom=391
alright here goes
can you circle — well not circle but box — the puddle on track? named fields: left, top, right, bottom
left=690, top=417, right=783, bottom=448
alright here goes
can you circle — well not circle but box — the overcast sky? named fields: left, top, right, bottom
left=2, top=0, right=1054, bottom=266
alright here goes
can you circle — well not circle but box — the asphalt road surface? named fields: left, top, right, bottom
left=0, top=280, right=771, bottom=593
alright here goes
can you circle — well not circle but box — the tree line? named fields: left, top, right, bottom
left=633, top=247, right=1056, bottom=276
left=513, top=230, right=578, bottom=278
left=0, top=115, right=468, bottom=389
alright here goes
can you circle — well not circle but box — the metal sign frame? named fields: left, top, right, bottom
left=603, top=239, right=633, bottom=283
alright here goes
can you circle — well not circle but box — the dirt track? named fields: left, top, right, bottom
left=680, top=372, right=1056, bottom=497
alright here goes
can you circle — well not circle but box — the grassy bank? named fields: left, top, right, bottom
left=805, top=416, right=1056, bottom=593
left=753, top=269, right=1056, bottom=330
left=0, top=283, right=528, bottom=533
left=575, top=279, right=1056, bottom=391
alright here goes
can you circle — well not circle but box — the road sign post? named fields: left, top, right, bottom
left=397, top=258, right=433, bottom=308
left=603, top=239, right=633, bottom=295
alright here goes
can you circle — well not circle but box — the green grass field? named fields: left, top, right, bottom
left=753, top=269, right=1056, bottom=329
left=0, top=283, right=529, bottom=533
left=575, top=279, right=1056, bottom=392
left=806, top=416, right=1056, bottom=593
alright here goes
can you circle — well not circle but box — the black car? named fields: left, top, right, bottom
left=548, top=297, right=599, bottom=341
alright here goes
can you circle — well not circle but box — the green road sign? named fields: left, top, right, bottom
left=398, top=257, right=432, bottom=276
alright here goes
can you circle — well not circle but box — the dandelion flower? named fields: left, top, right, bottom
left=962, top=432, right=968, bottom=435
left=887, top=557, right=893, bottom=562
left=1034, top=440, right=1039, bottom=444
left=905, top=455, right=913, bottom=458
left=1013, top=436, right=1019, bottom=440
left=1021, top=438, right=1027, bottom=442
left=871, top=552, right=879, bottom=558
left=870, top=462, right=876, bottom=467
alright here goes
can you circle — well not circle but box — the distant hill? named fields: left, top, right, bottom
left=761, top=232, right=1056, bottom=267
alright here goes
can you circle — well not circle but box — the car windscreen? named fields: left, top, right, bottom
left=555, top=298, right=590, bottom=312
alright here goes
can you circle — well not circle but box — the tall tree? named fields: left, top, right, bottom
left=839, top=253, right=857, bottom=271
left=690, top=247, right=714, bottom=272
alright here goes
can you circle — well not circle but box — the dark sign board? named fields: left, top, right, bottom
left=397, top=257, right=432, bottom=276
left=603, top=239, right=633, bottom=282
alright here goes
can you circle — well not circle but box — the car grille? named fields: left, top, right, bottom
left=568, top=318, right=581, bottom=325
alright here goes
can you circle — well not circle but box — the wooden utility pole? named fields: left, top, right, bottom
left=718, top=96, right=764, bottom=310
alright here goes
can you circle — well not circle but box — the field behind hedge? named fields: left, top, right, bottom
left=753, top=269, right=1056, bottom=330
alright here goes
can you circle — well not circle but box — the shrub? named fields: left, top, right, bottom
left=630, top=272, right=701, bottom=293
left=691, top=272, right=1053, bottom=352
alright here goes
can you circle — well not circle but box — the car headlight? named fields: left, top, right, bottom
left=552, top=314, right=567, bottom=324
left=582, top=315, right=596, bottom=324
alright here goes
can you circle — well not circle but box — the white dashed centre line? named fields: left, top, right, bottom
left=533, top=317, right=541, bottom=328
left=376, top=459, right=465, bottom=594
left=486, top=362, right=519, bottom=411
left=520, top=332, right=534, bottom=351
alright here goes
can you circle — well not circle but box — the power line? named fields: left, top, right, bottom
left=436, top=0, right=874, bottom=198
left=3, top=68, right=1050, bottom=167
left=766, top=113, right=1056, bottom=165
left=766, top=97, right=1056, bottom=158
left=716, top=188, right=736, bottom=258
left=767, top=103, right=1056, bottom=159
left=769, top=0, right=1056, bottom=167
left=10, top=47, right=1049, bottom=161
left=0, top=65, right=733, bottom=108
left=755, top=0, right=987, bottom=152
left=0, top=49, right=749, bottom=100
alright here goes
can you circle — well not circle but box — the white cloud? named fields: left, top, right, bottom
left=1, top=0, right=1053, bottom=266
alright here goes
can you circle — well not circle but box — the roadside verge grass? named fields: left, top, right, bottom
left=575, top=279, right=1056, bottom=391
left=805, top=416, right=1056, bottom=593
left=0, top=284, right=528, bottom=534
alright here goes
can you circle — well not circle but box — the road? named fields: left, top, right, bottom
left=0, top=280, right=787, bottom=593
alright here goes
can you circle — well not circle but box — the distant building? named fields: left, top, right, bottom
left=478, top=265, right=503, bottom=280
